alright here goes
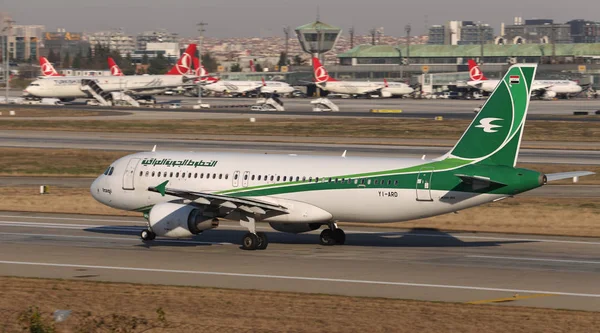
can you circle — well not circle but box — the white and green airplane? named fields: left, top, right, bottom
left=91, top=63, right=593, bottom=250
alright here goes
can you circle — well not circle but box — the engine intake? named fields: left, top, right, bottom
left=149, top=202, right=218, bottom=238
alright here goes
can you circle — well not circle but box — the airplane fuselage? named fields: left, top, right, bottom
left=25, top=75, right=188, bottom=99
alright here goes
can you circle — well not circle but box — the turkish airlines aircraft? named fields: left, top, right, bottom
left=202, top=66, right=294, bottom=95
left=312, top=57, right=413, bottom=97
left=90, top=63, right=592, bottom=250
left=466, top=59, right=582, bottom=99
left=39, top=57, right=64, bottom=77
left=25, top=45, right=199, bottom=99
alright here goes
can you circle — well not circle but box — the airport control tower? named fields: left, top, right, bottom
left=295, top=20, right=342, bottom=62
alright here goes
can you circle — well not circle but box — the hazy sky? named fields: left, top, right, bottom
left=2, top=0, right=597, bottom=38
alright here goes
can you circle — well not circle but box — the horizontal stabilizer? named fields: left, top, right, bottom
left=546, top=171, right=595, bottom=182
left=455, top=174, right=507, bottom=190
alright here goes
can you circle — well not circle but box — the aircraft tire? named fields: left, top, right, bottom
left=242, top=233, right=259, bottom=250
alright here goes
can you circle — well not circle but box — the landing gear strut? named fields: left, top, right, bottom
left=140, top=229, right=156, bottom=241
left=240, top=216, right=268, bottom=250
left=319, top=223, right=346, bottom=246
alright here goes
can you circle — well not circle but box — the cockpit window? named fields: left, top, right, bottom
left=108, top=167, right=114, bottom=176
left=103, top=166, right=111, bottom=175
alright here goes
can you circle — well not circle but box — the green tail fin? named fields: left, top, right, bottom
left=448, top=64, right=537, bottom=167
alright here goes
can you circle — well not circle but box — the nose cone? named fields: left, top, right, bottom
left=406, top=86, right=415, bottom=94
left=90, top=177, right=102, bottom=203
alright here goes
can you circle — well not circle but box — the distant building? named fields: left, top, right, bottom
left=88, top=30, right=136, bottom=57
left=568, top=19, right=600, bottom=43
left=428, top=21, right=494, bottom=45
left=136, top=30, right=180, bottom=51
left=43, top=29, right=90, bottom=58
left=503, top=18, right=571, bottom=44
left=1, top=24, right=44, bottom=61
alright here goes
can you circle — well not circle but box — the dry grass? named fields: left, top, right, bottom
left=0, top=148, right=598, bottom=184
left=1, top=276, right=598, bottom=333
left=0, top=108, right=102, bottom=117
left=0, top=117, right=599, bottom=142
left=1, top=187, right=599, bottom=237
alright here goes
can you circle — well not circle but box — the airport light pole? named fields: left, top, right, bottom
left=3, top=19, right=15, bottom=103
left=197, top=21, right=207, bottom=105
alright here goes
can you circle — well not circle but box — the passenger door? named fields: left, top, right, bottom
left=242, top=171, right=250, bottom=188
left=416, top=167, right=434, bottom=201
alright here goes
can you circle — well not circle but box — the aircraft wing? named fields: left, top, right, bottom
left=148, top=181, right=289, bottom=216
left=546, top=171, right=595, bottom=182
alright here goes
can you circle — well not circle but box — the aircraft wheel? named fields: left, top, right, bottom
left=141, top=229, right=156, bottom=241
left=256, top=232, right=269, bottom=250
left=242, top=233, right=259, bottom=250
left=332, top=229, right=346, bottom=245
left=319, top=229, right=336, bottom=246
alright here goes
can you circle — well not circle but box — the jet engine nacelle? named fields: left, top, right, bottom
left=380, top=90, right=392, bottom=98
left=59, top=98, right=75, bottom=103
left=149, top=202, right=218, bottom=238
left=269, top=222, right=322, bottom=234
left=542, top=91, right=557, bottom=100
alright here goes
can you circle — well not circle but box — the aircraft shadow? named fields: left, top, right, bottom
left=84, top=226, right=532, bottom=249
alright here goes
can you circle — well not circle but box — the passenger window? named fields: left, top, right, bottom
left=225, top=174, right=229, bottom=180
left=176, top=172, right=180, bottom=178
left=394, top=180, right=398, bottom=186
left=302, top=176, right=306, bottom=182
left=212, top=174, right=216, bottom=179
left=354, top=179, right=358, bottom=184
left=328, top=178, right=332, bottom=182
left=270, top=176, right=274, bottom=181
left=296, top=176, right=300, bottom=181
left=194, top=173, right=197, bottom=178
left=388, top=180, right=392, bottom=185
left=251, top=175, right=255, bottom=181
left=367, top=179, right=372, bottom=185
left=258, top=175, right=262, bottom=181
left=277, top=176, right=280, bottom=181
left=219, top=174, right=223, bottom=179
left=200, top=173, right=204, bottom=179
left=374, top=180, right=379, bottom=185
left=158, top=172, right=161, bottom=177
left=139, top=171, right=143, bottom=177
left=234, top=174, right=238, bottom=180
left=152, top=171, right=155, bottom=177
left=145, top=171, right=149, bottom=177
left=283, top=176, right=287, bottom=182
left=189, top=173, right=192, bottom=178
left=182, top=172, right=185, bottom=178
left=315, top=177, right=319, bottom=183
left=206, top=173, right=211, bottom=179
left=170, top=172, right=173, bottom=177
left=308, top=177, right=312, bottom=182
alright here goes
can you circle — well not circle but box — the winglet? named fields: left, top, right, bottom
left=155, top=180, right=169, bottom=197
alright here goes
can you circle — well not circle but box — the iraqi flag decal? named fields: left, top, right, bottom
left=509, top=75, right=520, bottom=84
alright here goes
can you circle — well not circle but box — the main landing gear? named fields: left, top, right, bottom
left=140, top=228, right=156, bottom=241
left=240, top=216, right=268, bottom=250
left=319, top=223, right=346, bottom=246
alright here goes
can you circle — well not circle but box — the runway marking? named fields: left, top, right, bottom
left=1, top=260, right=600, bottom=299
left=2, top=217, right=600, bottom=246
left=467, top=293, right=554, bottom=304
left=0, top=232, right=231, bottom=246
left=467, top=255, right=600, bottom=265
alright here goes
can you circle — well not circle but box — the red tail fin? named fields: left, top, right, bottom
left=108, top=57, right=124, bottom=76
left=312, top=57, right=336, bottom=83
left=468, top=59, right=487, bottom=81
left=261, top=77, right=266, bottom=86
left=39, top=57, right=62, bottom=77
left=193, top=57, right=219, bottom=83
left=167, top=44, right=197, bottom=75
left=384, top=78, right=389, bottom=87
left=250, top=60, right=256, bottom=72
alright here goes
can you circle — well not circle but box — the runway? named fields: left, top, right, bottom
left=1, top=130, right=599, bottom=165
left=0, top=211, right=599, bottom=311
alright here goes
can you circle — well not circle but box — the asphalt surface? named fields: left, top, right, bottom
left=1, top=130, right=598, bottom=165
left=4, top=96, right=600, bottom=121
left=0, top=211, right=599, bottom=311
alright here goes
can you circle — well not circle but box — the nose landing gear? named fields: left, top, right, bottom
left=140, top=229, right=156, bottom=241
left=319, top=223, right=346, bottom=246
